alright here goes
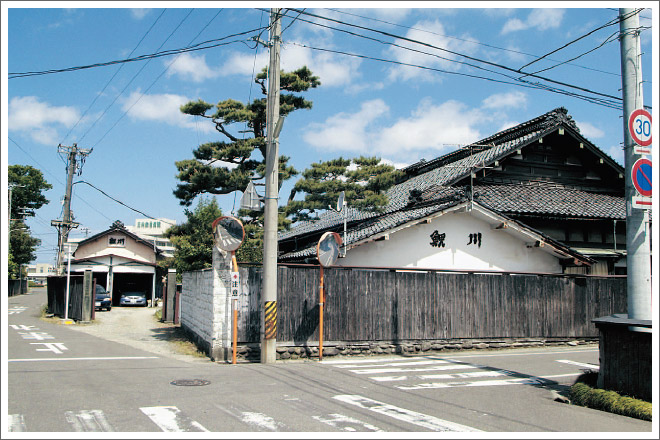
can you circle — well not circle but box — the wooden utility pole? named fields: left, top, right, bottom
left=52, top=143, right=89, bottom=274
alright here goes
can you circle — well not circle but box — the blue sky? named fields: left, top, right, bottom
left=3, top=3, right=656, bottom=265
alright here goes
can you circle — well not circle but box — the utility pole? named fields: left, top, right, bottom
left=52, top=143, right=89, bottom=274
left=619, top=8, right=651, bottom=320
left=261, top=8, right=282, bottom=364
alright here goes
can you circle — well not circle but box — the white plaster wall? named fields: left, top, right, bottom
left=337, top=211, right=562, bottom=273
left=74, top=233, right=156, bottom=264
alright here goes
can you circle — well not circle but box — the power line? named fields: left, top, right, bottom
left=324, top=7, right=622, bottom=78
left=284, top=8, right=626, bottom=107
left=8, top=26, right=268, bottom=79
left=90, top=9, right=225, bottom=149
left=518, top=8, right=639, bottom=71
left=60, top=9, right=167, bottom=145
left=79, top=8, right=196, bottom=144
left=288, top=41, right=622, bottom=110
left=73, top=180, right=176, bottom=226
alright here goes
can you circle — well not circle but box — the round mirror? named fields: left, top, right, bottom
left=317, top=232, right=342, bottom=267
left=212, top=216, right=245, bottom=251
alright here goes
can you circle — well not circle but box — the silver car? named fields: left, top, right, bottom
left=119, top=291, right=147, bottom=307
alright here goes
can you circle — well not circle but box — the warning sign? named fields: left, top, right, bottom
left=230, top=272, right=240, bottom=298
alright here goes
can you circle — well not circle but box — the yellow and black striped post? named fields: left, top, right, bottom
left=264, top=301, right=277, bottom=340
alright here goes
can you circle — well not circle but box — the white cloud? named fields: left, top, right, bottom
left=130, top=9, right=150, bottom=20
left=575, top=121, right=605, bottom=139
left=302, top=99, right=390, bottom=152
left=501, top=9, right=564, bottom=34
left=387, top=20, right=478, bottom=82
left=220, top=50, right=270, bottom=77
left=481, top=91, right=527, bottom=109
left=167, top=53, right=218, bottom=83
left=303, top=98, right=484, bottom=161
left=8, top=96, right=80, bottom=145
left=121, top=91, right=212, bottom=132
left=375, top=99, right=482, bottom=156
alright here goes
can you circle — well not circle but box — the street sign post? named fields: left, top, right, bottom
left=212, top=216, right=245, bottom=364
left=316, top=232, right=342, bottom=362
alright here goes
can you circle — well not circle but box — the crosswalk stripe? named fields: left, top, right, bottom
left=8, top=414, right=26, bottom=432
left=334, top=395, right=481, bottom=432
left=556, top=359, right=599, bottom=370
left=240, top=412, right=285, bottom=431
left=334, top=359, right=451, bottom=369
left=373, top=370, right=508, bottom=382
left=65, top=410, right=113, bottom=432
left=140, top=406, right=209, bottom=432
left=321, top=356, right=427, bottom=365
left=350, top=363, right=480, bottom=374
left=312, top=413, right=383, bottom=432
left=398, top=377, right=546, bottom=390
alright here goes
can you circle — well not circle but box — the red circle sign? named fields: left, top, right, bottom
left=628, top=109, right=652, bottom=147
left=631, top=158, right=652, bottom=197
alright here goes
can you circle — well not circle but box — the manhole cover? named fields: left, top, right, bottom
left=170, top=379, right=211, bottom=386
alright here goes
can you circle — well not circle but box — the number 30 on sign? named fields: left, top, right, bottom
left=629, top=109, right=652, bottom=148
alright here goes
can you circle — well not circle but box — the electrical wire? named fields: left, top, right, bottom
left=73, top=180, right=176, bottom=226
left=324, top=7, right=622, bottom=78
left=282, top=8, right=627, bottom=107
left=8, top=26, right=269, bottom=79
left=60, top=9, right=167, bottom=145
left=91, top=9, right=225, bottom=149
left=518, top=8, right=640, bottom=71
left=78, top=9, right=195, bottom=144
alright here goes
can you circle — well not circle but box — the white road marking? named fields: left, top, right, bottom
left=141, top=406, right=209, bottom=432
left=8, top=356, right=160, bottom=362
left=240, top=412, right=285, bottom=431
left=398, top=377, right=545, bottom=390
left=334, top=395, right=481, bottom=432
left=29, top=342, right=69, bottom=354
left=372, top=369, right=504, bottom=382
left=8, top=414, right=26, bottom=432
left=65, top=410, right=114, bottom=432
left=18, top=332, right=55, bottom=340
left=9, top=325, right=38, bottom=330
left=313, top=413, right=383, bottom=432
left=334, top=359, right=451, bottom=369
left=350, top=364, right=480, bottom=374
left=556, top=359, right=599, bottom=370
left=322, top=356, right=427, bottom=365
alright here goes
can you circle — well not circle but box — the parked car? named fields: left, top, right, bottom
left=120, top=291, right=147, bottom=307
left=95, top=285, right=112, bottom=311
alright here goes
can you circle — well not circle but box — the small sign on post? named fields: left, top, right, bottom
left=628, top=108, right=652, bottom=147
left=230, top=272, right=240, bottom=298
left=631, top=158, right=652, bottom=210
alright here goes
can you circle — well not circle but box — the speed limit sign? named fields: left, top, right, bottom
left=628, top=109, right=652, bottom=147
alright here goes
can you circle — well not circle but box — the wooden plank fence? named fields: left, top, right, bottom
left=47, top=275, right=87, bottom=321
left=235, top=265, right=626, bottom=344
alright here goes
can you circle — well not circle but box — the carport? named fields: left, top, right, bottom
left=68, top=221, right=161, bottom=307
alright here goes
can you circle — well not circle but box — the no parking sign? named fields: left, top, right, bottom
left=631, top=158, right=652, bottom=197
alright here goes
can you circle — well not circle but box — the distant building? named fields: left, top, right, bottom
left=26, top=263, right=55, bottom=284
left=125, top=218, right=176, bottom=258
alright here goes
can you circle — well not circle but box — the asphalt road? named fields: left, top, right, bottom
left=5, top=288, right=653, bottom=434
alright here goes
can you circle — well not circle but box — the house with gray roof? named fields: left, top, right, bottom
left=278, top=107, right=631, bottom=275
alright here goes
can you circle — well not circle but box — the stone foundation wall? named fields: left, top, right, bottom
left=221, top=337, right=598, bottom=362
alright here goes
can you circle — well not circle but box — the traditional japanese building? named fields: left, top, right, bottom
left=278, top=107, right=630, bottom=275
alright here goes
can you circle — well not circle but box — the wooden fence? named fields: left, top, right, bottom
left=47, top=275, right=87, bottom=321
left=235, top=265, right=626, bottom=344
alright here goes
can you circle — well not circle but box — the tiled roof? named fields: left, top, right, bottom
left=421, top=183, right=625, bottom=220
